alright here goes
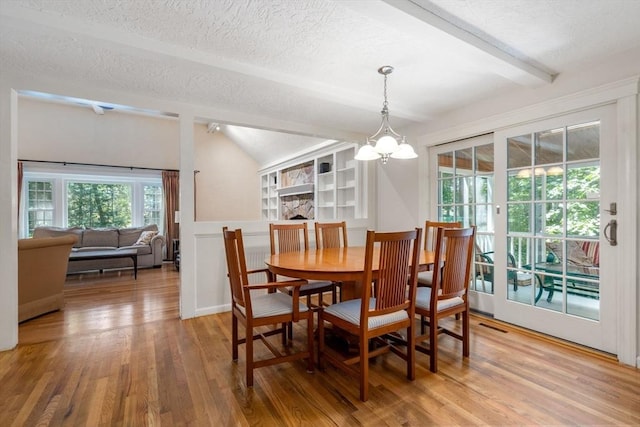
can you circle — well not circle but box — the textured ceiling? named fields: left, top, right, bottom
left=2, top=0, right=640, bottom=166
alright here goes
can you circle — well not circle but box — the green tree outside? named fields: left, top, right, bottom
left=67, top=182, right=132, bottom=228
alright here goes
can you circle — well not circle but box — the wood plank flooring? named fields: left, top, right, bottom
left=3, top=264, right=639, bottom=426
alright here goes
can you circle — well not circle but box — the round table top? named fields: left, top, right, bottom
left=266, top=246, right=435, bottom=282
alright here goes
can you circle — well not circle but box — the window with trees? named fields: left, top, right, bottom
left=67, top=182, right=132, bottom=228
left=437, top=142, right=495, bottom=294
left=26, top=180, right=54, bottom=234
left=506, top=120, right=600, bottom=319
left=22, top=167, right=163, bottom=237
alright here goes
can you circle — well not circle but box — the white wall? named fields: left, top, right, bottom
left=375, top=159, right=420, bottom=231
left=193, top=124, right=261, bottom=221
left=0, top=84, right=19, bottom=351
left=18, top=98, right=179, bottom=170
left=191, top=220, right=371, bottom=317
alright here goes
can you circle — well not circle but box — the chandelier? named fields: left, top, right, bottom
left=355, top=65, right=417, bottom=164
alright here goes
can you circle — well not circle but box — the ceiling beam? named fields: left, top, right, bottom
left=343, top=0, right=553, bottom=86
left=392, top=0, right=553, bottom=85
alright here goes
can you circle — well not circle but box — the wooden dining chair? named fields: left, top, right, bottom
left=414, top=226, right=476, bottom=373
left=314, top=221, right=348, bottom=250
left=222, top=227, right=314, bottom=387
left=417, top=220, right=462, bottom=287
left=269, top=222, right=337, bottom=308
left=314, top=221, right=348, bottom=302
left=417, top=221, right=462, bottom=331
left=318, top=228, right=422, bottom=401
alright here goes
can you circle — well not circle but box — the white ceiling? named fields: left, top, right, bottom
left=2, top=0, right=640, bottom=165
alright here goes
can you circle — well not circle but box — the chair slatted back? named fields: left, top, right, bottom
left=269, top=222, right=309, bottom=255
left=362, top=228, right=422, bottom=317
left=314, top=221, right=348, bottom=249
left=432, top=226, right=476, bottom=301
left=222, top=227, right=249, bottom=311
left=424, top=220, right=462, bottom=251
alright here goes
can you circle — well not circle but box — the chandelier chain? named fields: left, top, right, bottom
left=383, top=74, right=388, bottom=109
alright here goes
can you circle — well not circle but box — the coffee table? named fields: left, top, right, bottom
left=69, top=248, right=139, bottom=279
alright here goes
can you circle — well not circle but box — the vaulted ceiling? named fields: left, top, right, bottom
left=2, top=0, right=640, bottom=165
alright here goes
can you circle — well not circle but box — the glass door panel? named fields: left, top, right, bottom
left=436, top=138, right=495, bottom=294
left=495, top=105, right=616, bottom=353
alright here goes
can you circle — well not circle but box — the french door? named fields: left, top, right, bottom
left=430, top=106, right=618, bottom=353
left=494, top=105, right=617, bottom=353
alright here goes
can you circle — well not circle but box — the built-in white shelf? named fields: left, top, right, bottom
left=259, top=143, right=361, bottom=221
left=277, top=183, right=314, bottom=196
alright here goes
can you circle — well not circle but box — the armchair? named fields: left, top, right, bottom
left=18, top=235, right=77, bottom=322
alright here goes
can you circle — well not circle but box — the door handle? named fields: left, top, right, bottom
left=604, top=219, right=617, bottom=246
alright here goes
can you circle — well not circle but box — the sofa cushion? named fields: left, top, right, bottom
left=581, top=241, right=600, bottom=266
left=135, top=230, right=158, bottom=246
left=33, top=226, right=84, bottom=248
left=546, top=240, right=594, bottom=267
left=119, top=245, right=152, bottom=255
left=118, top=228, right=142, bottom=247
left=83, top=229, right=119, bottom=247
left=74, top=246, right=118, bottom=252
left=118, top=224, right=158, bottom=247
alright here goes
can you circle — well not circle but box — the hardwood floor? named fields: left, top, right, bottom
left=3, top=265, right=639, bottom=426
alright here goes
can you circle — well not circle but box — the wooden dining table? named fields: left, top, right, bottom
left=266, top=247, right=436, bottom=300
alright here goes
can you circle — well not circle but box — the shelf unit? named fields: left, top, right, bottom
left=316, top=152, right=336, bottom=220
left=260, top=171, right=278, bottom=220
left=335, top=147, right=358, bottom=220
left=259, top=143, right=361, bottom=221
left=315, top=145, right=359, bottom=220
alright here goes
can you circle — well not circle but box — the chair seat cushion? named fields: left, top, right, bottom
left=514, top=271, right=533, bottom=285
left=417, top=271, right=433, bottom=286
left=323, top=298, right=409, bottom=329
left=415, top=287, right=464, bottom=312
left=239, top=292, right=309, bottom=318
left=284, top=280, right=335, bottom=294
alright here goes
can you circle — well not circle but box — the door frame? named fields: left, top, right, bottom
left=493, top=105, right=617, bottom=353
left=421, top=77, right=637, bottom=365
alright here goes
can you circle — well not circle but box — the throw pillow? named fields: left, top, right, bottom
left=546, top=240, right=593, bottom=267
left=134, top=230, right=158, bottom=246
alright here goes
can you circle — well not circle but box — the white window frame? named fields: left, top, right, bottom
left=21, top=163, right=163, bottom=237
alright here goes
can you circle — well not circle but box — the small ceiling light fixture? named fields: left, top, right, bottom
left=207, top=122, right=221, bottom=133
left=355, top=65, right=417, bottom=164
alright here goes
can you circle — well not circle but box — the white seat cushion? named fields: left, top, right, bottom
left=417, top=271, right=433, bottom=286
left=278, top=277, right=333, bottom=293
left=323, top=298, right=409, bottom=330
left=515, top=272, right=533, bottom=285
left=238, top=292, right=309, bottom=318
left=297, top=280, right=334, bottom=293
left=415, top=287, right=464, bottom=312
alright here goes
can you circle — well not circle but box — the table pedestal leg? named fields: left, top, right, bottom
left=339, top=280, right=362, bottom=300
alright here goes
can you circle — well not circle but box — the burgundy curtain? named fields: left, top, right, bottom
left=162, top=170, right=179, bottom=260
left=17, top=161, right=23, bottom=225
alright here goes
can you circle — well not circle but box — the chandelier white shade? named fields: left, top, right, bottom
left=355, top=66, right=417, bottom=164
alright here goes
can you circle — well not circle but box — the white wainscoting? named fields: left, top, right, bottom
left=192, top=220, right=370, bottom=317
